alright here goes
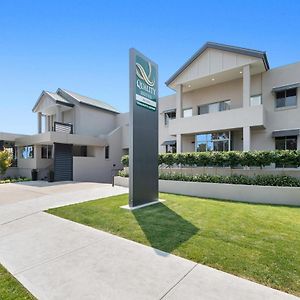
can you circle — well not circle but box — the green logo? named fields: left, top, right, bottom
left=135, top=55, right=157, bottom=111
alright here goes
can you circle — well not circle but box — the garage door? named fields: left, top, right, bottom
left=54, top=143, right=73, bottom=181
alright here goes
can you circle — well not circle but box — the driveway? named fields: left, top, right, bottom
left=0, top=181, right=298, bottom=299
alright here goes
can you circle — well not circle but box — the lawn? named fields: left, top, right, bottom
left=0, top=264, right=35, bottom=299
left=48, top=193, right=300, bottom=296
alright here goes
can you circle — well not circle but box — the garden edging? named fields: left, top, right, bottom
left=114, top=176, right=300, bottom=206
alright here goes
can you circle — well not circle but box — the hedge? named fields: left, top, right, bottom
left=121, top=150, right=300, bottom=168
left=0, top=177, right=31, bottom=184
left=117, top=171, right=300, bottom=187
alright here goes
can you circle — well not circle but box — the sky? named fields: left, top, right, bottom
left=1, top=0, right=300, bottom=134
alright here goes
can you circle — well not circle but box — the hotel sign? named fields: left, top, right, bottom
left=135, top=54, right=158, bottom=111
left=129, top=49, right=159, bottom=207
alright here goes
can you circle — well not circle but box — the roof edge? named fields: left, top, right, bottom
left=165, top=42, right=270, bottom=86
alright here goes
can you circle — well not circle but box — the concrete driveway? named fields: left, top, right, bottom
left=0, top=181, right=298, bottom=299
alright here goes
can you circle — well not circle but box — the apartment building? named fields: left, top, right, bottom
left=159, top=42, right=300, bottom=155
left=1, top=42, right=300, bottom=182
left=0, top=89, right=129, bottom=182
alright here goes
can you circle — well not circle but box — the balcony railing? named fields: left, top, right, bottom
left=53, top=122, right=73, bottom=134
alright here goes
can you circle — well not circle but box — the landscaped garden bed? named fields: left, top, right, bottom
left=47, top=193, right=300, bottom=296
left=0, top=177, right=31, bottom=184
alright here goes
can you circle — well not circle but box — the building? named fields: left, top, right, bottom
left=1, top=42, right=300, bottom=182
left=0, top=89, right=129, bottom=182
left=159, top=42, right=300, bottom=155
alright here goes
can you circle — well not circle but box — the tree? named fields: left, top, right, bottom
left=0, top=149, right=13, bottom=175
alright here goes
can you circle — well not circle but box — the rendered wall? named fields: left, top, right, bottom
left=114, top=176, right=300, bottom=206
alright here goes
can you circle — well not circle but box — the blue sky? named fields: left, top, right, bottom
left=1, top=0, right=300, bottom=134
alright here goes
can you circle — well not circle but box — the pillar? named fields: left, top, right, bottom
left=176, top=134, right=182, bottom=153
left=243, top=65, right=250, bottom=108
left=37, top=112, right=42, bottom=134
left=56, top=106, right=62, bottom=123
left=176, top=84, right=182, bottom=118
left=243, top=126, right=251, bottom=151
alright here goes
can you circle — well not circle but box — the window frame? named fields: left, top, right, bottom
left=164, top=110, right=176, bottom=126
left=105, top=145, right=110, bottom=160
left=198, top=100, right=231, bottom=115
left=41, top=145, right=52, bottom=159
left=250, top=94, right=262, bottom=106
left=182, top=107, right=193, bottom=118
left=21, top=145, right=34, bottom=159
left=275, top=88, right=297, bottom=110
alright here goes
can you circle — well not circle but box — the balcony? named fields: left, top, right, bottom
left=168, top=104, right=265, bottom=135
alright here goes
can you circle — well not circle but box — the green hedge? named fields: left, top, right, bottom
left=117, top=171, right=300, bottom=187
left=0, top=177, right=31, bottom=184
left=121, top=150, right=300, bottom=168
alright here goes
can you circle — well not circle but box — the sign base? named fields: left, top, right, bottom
left=120, top=199, right=165, bottom=211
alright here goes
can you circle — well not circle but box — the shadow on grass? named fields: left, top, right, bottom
left=132, top=203, right=198, bottom=254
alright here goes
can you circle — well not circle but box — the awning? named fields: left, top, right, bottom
left=161, top=108, right=176, bottom=114
left=272, top=83, right=300, bottom=93
left=272, top=129, right=300, bottom=138
left=161, top=140, right=176, bottom=146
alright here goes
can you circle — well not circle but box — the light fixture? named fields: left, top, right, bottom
left=239, top=71, right=243, bottom=74
left=211, top=78, right=215, bottom=81
left=188, top=84, right=191, bottom=88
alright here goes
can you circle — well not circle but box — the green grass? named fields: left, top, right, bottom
left=48, top=193, right=300, bottom=296
left=0, top=264, right=35, bottom=299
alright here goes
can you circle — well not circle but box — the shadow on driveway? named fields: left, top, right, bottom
left=132, top=203, right=198, bottom=254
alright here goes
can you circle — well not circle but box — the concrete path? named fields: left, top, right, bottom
left=0, top=181, right=298, bottom=299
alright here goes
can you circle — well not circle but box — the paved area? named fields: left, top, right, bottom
left=0, top=181, right=298, bottom=299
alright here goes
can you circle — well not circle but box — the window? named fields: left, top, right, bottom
left=275, top=136, right=297, bottom=167
left=164, top=110, right=176, bottom=125
left=250, top=95, right=262, bottom=106
left=105, top=145, right=110, bottom=159
left=195, top=131, right=230, bottom=152
left=275, top=88, right=297, bottom=108
left=73, top=146, right=87, bottom=157
left=198, top=100, right=231, bottom=115
left=41, top=145, right=52, bottom=159
left=166, top=144, right=176, bottom=153
left=183, top=108, right=193, bottom=118
left=21, top=146, right=34, bottom=159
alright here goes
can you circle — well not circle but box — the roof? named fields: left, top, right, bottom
left=58, top=89, right=119, bottom=114
left=165, top=42, right=270, bottom=86
left=32, top=89, right=119, bottom=114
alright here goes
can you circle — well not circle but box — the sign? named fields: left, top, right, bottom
left=135, top=55, right=158, bottom=111
left=129, top=49, right=159, bottom=208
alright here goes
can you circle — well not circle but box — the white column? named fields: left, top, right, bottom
left=243, top=64, right=250, bottom=108
left=176, top=84, right=182, bottom=118
left=37, top=112, right=42, bottom=134
left=56, top=106, right=62, bottom=122
left=45, top=115, right=49, bottom=132
left=176, top=134, right=182, bottom=153
left=243, top=126, right=251, bottom=151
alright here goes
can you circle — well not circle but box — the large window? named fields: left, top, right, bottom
left=164, top=110, right=176, bottom=125
left=41, top=145, right=52, bottom=159
left=275, top=88, right=297, bottom=108
left=183, top=108, right=193, bottom=118
left=250, top=95, right=262, bottom=106
left=198, top=100, right=231, bottom=115
left=195, top=132, right=230, bottom=152
left=21, top=146, right=34, bottom=159
left=275, top=136, right=297, bottom=168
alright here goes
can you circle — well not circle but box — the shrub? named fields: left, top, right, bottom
left=121, top=150, right=300, bottom=169
left=0, top=149, right=13, bottom=175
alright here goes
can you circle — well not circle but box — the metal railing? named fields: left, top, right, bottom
left=53, top=122, right=73, bottom=134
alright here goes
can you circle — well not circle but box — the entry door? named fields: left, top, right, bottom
left=54, top=143, right=73, bottom=181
